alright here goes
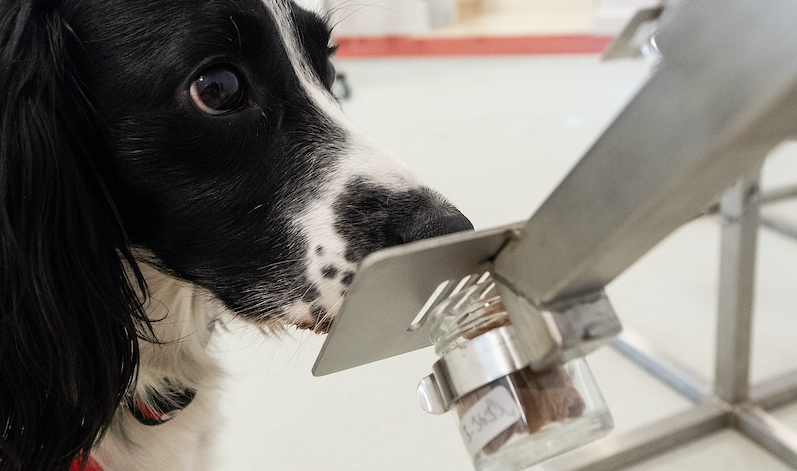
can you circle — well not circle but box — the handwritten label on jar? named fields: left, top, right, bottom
left=459, top=385, right=521, bottom=457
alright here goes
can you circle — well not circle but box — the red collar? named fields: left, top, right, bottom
left=70, top=383, right=196, bottom=470
left=129, top=384, right=196, bottom=426
left=70, top=456, right=103, bottom=471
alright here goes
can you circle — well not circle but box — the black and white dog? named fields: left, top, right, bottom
left=0, top=1, right=472, bottom=469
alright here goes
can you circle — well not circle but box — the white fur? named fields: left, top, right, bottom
left=264, top=1, right=427, bottom=321
left=93, top=263, right=227, bottom=471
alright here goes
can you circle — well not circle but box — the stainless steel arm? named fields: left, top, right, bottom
left=494, top=0, right=797, bottom=309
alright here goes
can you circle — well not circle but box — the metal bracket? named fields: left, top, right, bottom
left=602, top=5, right=665, bottom=61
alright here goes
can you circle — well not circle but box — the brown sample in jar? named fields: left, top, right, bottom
left=514, top=364, right=586, bottom=434
left=456, top=364, right=586, bottom=456
left=453, top=297, right=586, bottom=456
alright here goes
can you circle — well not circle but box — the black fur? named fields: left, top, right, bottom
left=0, top=1, right=472, bottom=469
left=0, top=0, right=338, bottom=467
left=0, top=2, right=150, bottom=470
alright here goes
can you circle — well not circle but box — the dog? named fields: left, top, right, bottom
left=0, top=1, right=472, bottom=469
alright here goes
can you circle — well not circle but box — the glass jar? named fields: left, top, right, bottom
left=424, top=274, right=613, bottom=471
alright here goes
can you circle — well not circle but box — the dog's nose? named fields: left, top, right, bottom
left=381, top=186, right=473, bottom=247
left=333, top=181, right=473, bottom=264
left=396, top=205, right=473, bottom=244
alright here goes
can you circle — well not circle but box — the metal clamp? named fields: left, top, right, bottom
left=417, top=288, right=622, bottom=414
left=418, top=325, right=529, bottom=414
left=494, top=285, right=623, bottom=369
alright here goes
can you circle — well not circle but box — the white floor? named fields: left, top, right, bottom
left=210, top=52, right=797, bottom=471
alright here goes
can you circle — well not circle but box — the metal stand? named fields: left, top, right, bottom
left=313, top=0, right=797, bottom=467
left=537, top=180, right=797, bottom=470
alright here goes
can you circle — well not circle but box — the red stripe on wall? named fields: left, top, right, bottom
left=335, top=35, right=613, bottom=58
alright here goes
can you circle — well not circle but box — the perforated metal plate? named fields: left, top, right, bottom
left=311, top=223, right=521, bottom=376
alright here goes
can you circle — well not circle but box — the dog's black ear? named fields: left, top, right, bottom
left=1, top=2, right=150, bottom=470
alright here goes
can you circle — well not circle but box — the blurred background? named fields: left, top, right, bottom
left=214, top=1, right=797, bottom=470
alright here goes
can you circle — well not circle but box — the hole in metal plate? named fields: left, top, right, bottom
left=406, top=271, right=494, bottom=332
left=407, top=279, right=451, bottom=332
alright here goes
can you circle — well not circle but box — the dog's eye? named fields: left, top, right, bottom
left=323, top=45, right=338, bottom=90
left=190, top=66, right=245, bottom=115
left=323, top=58, right=336, bottom=90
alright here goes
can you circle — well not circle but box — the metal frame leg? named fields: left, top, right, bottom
left=715, top=171, right=761, bottom=404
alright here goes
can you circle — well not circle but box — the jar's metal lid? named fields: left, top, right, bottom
left=422, top=325, right=533, bottom=414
